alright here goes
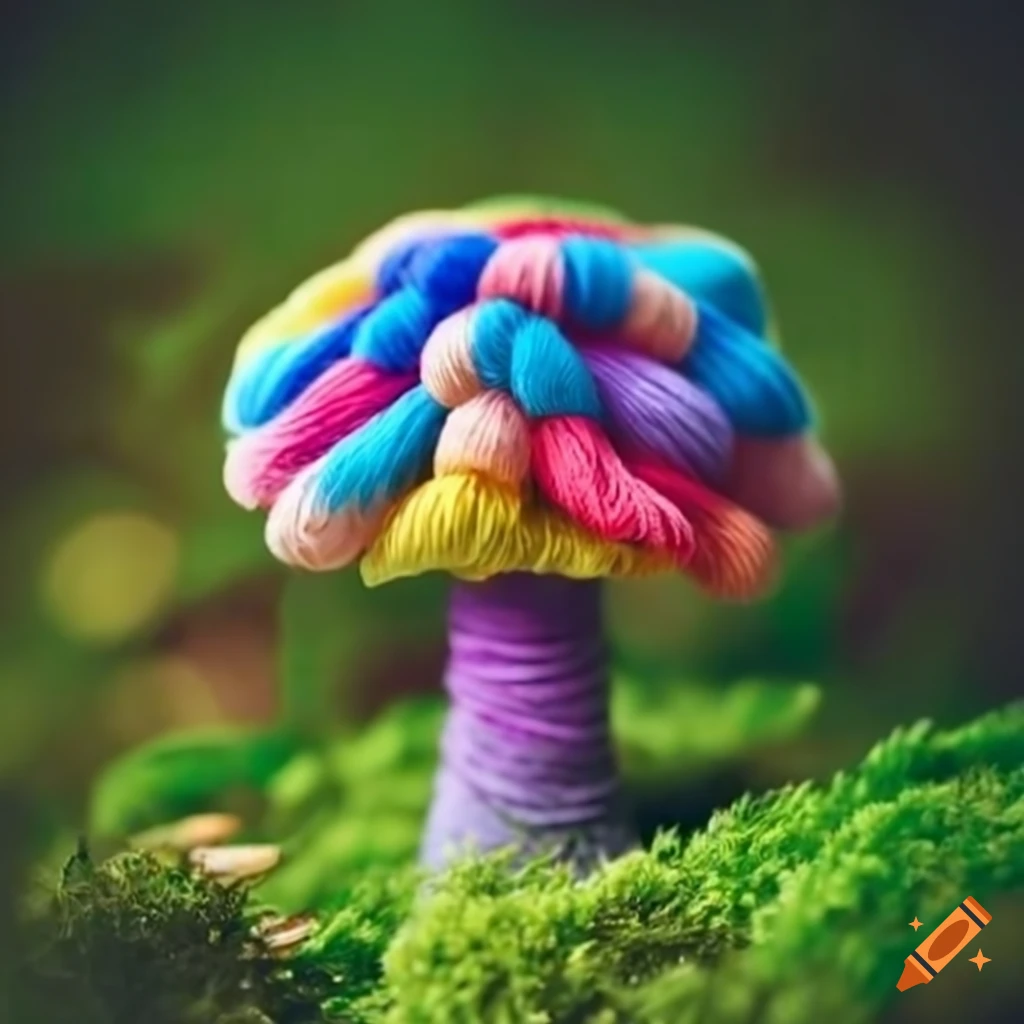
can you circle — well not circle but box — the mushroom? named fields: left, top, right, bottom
left=221, top=196, right=840, bottom=874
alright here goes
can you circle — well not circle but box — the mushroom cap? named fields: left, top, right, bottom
left=222, top=197, right=839, bottom=601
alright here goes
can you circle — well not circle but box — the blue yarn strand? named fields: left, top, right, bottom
left=315, top=385, right=448, bottom=512
left=222, top=310, right=367, bottom=433
left=471, top=299, right=601, bottom=419
left=510, top=316, right=602, bottom=418
left=377, top=236, right=439, bottom=294
left=683, top=304, right=811, bottom=436
left=471, top=300, right=530, bottom=390
left=405, top=233, right=498, bottom=314
left=222, top=344, right=288, bottom=434
left=351, top=288, right=442, bottom=372
left=560, top=236, right=633, bottom=330
left=631, top=241, right=767, bottom=336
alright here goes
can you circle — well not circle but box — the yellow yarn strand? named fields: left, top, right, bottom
left=359, top=474, right=673, bottom=587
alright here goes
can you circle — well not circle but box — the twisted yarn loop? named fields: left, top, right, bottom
left=629, top=456, right=778, bottom=599
left=531, top=417, right=696, bottom=563
left=221, top=196, right=837, bottom=599
left=224, top=359, right=416, bottom=509
left=434, top=391, right=531, bottom=487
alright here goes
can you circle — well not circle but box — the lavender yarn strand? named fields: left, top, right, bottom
left=583, top=343, right=733, bottom=483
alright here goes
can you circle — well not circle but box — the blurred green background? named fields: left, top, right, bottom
left=0, top=0, right=1020, bottom=890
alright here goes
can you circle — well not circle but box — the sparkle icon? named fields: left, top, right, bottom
left=968, top=950, right=991, bottom=971
left=909, top=917, right=923, bottom=931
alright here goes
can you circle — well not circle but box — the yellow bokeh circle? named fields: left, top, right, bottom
left=42, top=511, right=179, bottom=642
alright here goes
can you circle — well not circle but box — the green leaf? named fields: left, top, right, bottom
left=90, top=726, right=298, bottom=837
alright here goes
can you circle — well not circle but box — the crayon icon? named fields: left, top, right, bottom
left=897, top=897, right=992, bottom=991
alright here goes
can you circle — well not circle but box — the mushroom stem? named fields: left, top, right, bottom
left=421, top=573, right=636, bottom=874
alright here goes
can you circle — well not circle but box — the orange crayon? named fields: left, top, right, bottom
left=897, top=897, right=992, bottom=991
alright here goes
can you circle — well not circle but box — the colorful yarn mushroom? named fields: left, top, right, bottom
left=221, top=195, right=840, bottom=873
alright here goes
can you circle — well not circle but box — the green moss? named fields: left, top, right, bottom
left=619, top=763, right=1024, bottom=1023
left=287, top=870, right=419, bottom=1023
left=39, top=700, right=1024, bottom=1023
left=379, top=706, right=1024, bottom=1022
left=614, top=677, right=821, bottom=778
left=15, top=843, right=289, bottom=1024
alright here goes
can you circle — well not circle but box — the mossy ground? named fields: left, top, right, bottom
left=12, top=688, right=1024, bottom=1024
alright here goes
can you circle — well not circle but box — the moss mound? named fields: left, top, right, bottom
left=14, top=696, right=1024, bottom=1023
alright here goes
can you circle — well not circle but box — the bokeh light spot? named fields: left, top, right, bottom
left=106, top=656, right=221, bottom=744
left=42, top=512, right=179, bottom=643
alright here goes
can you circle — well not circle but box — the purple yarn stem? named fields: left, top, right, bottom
left=420, top=573, right=638, bottom=873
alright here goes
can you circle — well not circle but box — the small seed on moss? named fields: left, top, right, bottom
left=189, top=844, right=281, bottom=881
left=130, top=813, right=243, bottom=852
left=255, top=913, right=318, bottom=955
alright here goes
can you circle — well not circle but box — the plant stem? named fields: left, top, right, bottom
left=420, top=573, right=637, bottom=873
